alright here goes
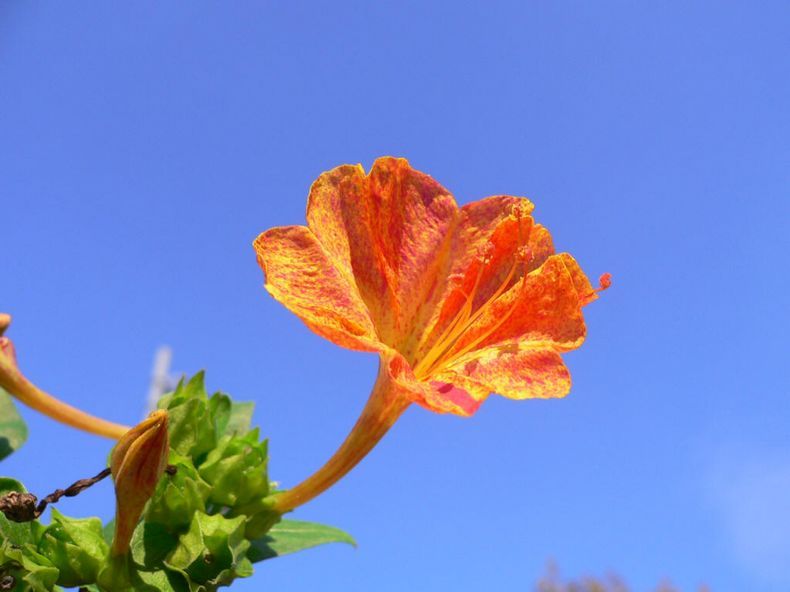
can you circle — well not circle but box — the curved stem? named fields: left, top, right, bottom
left=269, top=359, right=410, bottom=513
left=0, top=350, right=130, bottom=440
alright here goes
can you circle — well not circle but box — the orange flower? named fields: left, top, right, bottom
left=254, top=157, right=608, bottom=512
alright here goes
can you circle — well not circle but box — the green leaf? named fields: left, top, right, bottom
left=0, top=388, right=27, bottom=461
left=101, top=520, right=115, bottom=547
left=97, top=551, right=189, bottom=592
left=130, top=567, right=189, bottom=592
left=0, top=540, right=60, bottom=592
left=165, top=512, right=251, bottom=592
left=208, top=393, right=255, bottom=439
left=198, top=431, right=268, bottom=508
left=247, top=519, right=355, bottom=563
left=130, top=522, right=179, bottom=570
left=158, top=374, right=217, bottom=462
left=37, top=508, right=108, bottom=588
left=145, top=455, right=210, bottom=532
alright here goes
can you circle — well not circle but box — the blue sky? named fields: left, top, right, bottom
left=1, top=2, right=788, bottom=590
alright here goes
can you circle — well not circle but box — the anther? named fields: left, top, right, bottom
left=598, top=273, right=612, bottom=291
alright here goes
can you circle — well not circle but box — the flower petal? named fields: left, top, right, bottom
left=407, top=197, right=555, bottom=363
left=438, top=345, right=571, bottom=401
left=449, top=253, right=593, bottom=355
left=254, top=225, right=381, bottom=352
left=379, top=350, right=483, bottom=417
left=306, top=157, right=459, bottom=349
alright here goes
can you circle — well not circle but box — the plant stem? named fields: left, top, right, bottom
left=269, top=358, right=410, bottom=513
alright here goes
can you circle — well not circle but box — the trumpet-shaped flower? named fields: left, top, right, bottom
left=254, top=157, right=609, bottom=511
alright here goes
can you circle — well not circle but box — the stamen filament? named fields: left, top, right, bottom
left=416, top=255, right=520, bottom=380
left=433, top=273, right=526, bottom=370
left=412, top=210, right=529, bottom=381
left=412, top=262, right=485, bottom=378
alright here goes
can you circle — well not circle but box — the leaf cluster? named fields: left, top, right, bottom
left=0, top=373, right=354, bottom=591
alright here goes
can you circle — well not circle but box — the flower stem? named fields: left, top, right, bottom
left=269, top=359, right=410, bottom=513
left=0, top=350, right=130, bottom=440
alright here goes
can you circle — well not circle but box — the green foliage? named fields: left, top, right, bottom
left=157, top=373, right=217, bottom=460
left=38, top=509, right=108, bottom=587
left=0, top=479, right=59, bottom=592
left=198, top=431, right=269, bottom=508
left=165, top=512, right=252, bottom=592
left=248, top=519, right=356, bottom=563
left=0, top=373, right=353, bottom=591
left=146, top=455, right=210, bottom=533
left=0, top=389, right=27, bottom=462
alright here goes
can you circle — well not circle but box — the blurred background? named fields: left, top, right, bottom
left=1, top=2, right=788, bottom=590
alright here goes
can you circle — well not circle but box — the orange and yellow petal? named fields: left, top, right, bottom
left=306, top=157, right=459, bottom=349
left=254, top=225, right=382, bottom=353
left=449, top=253, right=593, bottom=355
left=405, top=197, right=549, bottom=360
left=377, top=350, right=484, bottom=417
left=408, top=201, right=557, bottom=367
left=437, top=345, right=571, bottom=401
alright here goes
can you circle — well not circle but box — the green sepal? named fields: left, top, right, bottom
left=0, top=389, right=27, bottom=462
left=37, top=508, right=108, bottom=588
left=145, top=454, right=210, bottom=532
left=157, top=373, right=216, bottom=461
left=165, top=512, right=252, bottom=592
left=198, top=431, right=268, bottom=508
left=247, top=519, right=355, bottom=563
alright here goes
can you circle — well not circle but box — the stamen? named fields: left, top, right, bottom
left=598, top=273, right=612, bottom=291
left=412, top=260, right=486, bottom=378
left=580, top=273, right=612, bottom=306
left=413, top=210, right=529, bottom=380
left=434, top=271, right=526, bottom=369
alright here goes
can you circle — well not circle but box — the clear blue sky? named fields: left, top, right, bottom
left=2, top=2, right=788, bottom=591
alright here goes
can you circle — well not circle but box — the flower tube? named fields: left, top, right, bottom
left=254, top=157, right=609, bottom=512
left=0, top=315, right=129, bottom=439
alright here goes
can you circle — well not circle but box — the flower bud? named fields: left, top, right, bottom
left=110, top=410, right=170, bottom=556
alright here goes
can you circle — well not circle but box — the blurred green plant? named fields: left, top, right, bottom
left=0, top=388, right=27, bottom=462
